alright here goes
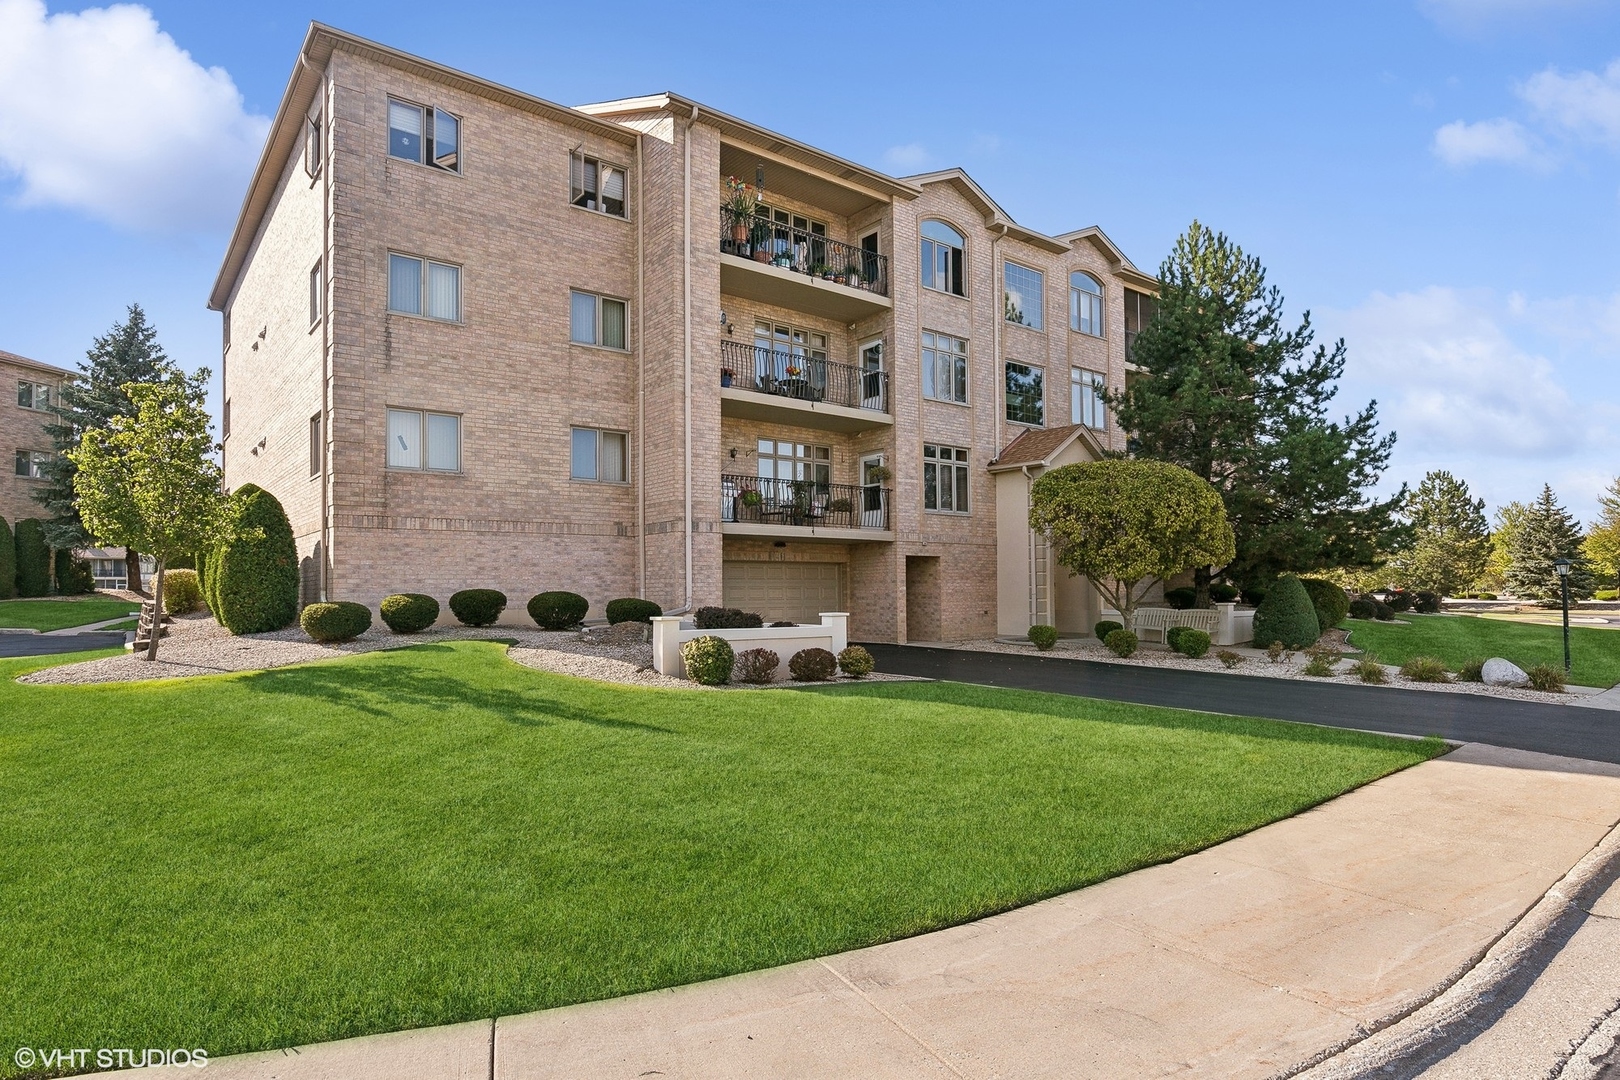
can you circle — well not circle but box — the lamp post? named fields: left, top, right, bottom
left=1554, top=557, right=1573, bottom=674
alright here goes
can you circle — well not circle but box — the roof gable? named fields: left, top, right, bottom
left=988, top=424, right=1106, bottom=471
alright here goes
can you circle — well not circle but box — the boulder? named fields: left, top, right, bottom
left=1481, top=657, right=1530, bottom=688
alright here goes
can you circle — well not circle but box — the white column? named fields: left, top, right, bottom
left=1214, top=602, right=1236, bottom=646
left=820, top=612, right=849, bottom=655
left=651, top=616, right=685, bottom=676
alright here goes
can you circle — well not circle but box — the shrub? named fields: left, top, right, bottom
left=681, top=635, right=734, bottom=685
left=605, top=597, right=662, bottom=624
left=55, top=550, right=95, bottom=595
left=838, top=645, right=875, bottom=678
left=1400, top=655, right=1450, bottom=683
left=733, top=647, right=779, bottom=684
left=1166, top=626, right=1186, bottom=651
left=162, top=569, right=203, bottom=615
left=1210, top=583, right=1241, bottom=603
left=1093, top=620, right=1123, bottom=641
left=769, top=620, right=797, bottom=628
left=1216, top=649, right=1244, bottom=668
left=1302, top=645, right=1340, bottom=677
left=1164, top=586, right=1197, bottom=610
left=694, top=606, right=763, bottom=630
left=1526, top=663, right=1566, bottom=693
left=1387, top=590, right=1414, bottom=613
left=1252, top=575, right=1320, bottom=650
left=380, top=593, right=439, bottom=633
left=1027, top=624, right=1058, bottom=650
left=212, top=485, right=300, bottom=634
left=1457, top=657, right=1486, bottom=682
left=1351, top=656, right=1388, bottom=683
left=1593, top=589, right=1617, bottom=601
left=1103, top=629, right=1138, bottom=657
left=1413, top=591, right=1442, bottom=614
left=0, top=516, right=12, bottom=600
left=528, top=591, right=588, bottom=630
left=1347, top=598, right=1378, bottom=620
left=1373, top=601, right=1396, bottom=621
left=1266, top=640, right=1292, bottom=664
left=449, top=589, right=506, bottom=627
left=1241, top=586, right=1267, bottom=607
left=1299, top=578, right=1350, bottom=631
left=13, top=518, right=50, bottom=597
left=1173, top=628, right=1211, bottom=659
left=300, top=601, right=372, bottom=643
left=788, top=647, right=838, bottom=681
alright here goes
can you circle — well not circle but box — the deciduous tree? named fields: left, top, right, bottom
left=1584, top=477, right=1620, bottom=593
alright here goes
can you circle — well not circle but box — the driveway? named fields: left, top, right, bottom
left=0, top=632, right=127, bottom=658
left=858, top=643, right=1620, bottom=766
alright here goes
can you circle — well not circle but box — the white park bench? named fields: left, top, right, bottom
left=1102, top=603, right=1253, bottom=646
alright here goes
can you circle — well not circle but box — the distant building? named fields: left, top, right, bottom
left=1, top=348, right=73, bottom=530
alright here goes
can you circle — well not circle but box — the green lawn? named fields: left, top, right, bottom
left=1344, top=612, right=1620, bottom=687
left=0, top=642, right=1442, bottom=1074
left=0, top=596, right=140, bottom=632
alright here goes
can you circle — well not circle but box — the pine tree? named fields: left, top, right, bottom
left=38, top=304, right=178, bottom=594
left=1110, top=221, right=1405, bottom=603
left=1584, top=476, right=1620, bottom=593
left=1480, top=501, right=1528, bottom=593
left=1392, top=470, right=1491, bottom=597
left=1505, top=485, right=1595, bottom=602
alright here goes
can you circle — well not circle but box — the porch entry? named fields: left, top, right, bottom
left=860, top=339, right=884, bottom=410
left=860, top=453, right=888, bottom=529
left=753, top=320, right=829, bottom=399
left=905, top=556, right=942, bottom=642
left=722, top=560, right=843, bottom=626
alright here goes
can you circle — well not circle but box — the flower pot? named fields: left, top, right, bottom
left=753, top=248, right=772, bottom=263
left=731, top=224, right=749, bottom=245
left=720, top=370, right=734, bottom=387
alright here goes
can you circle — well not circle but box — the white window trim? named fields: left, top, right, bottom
left=568, top=290, right=631, bottom=351
left=14, top=449, right=52, bottom=480
left=309, top=259, right=324, bottom=330
left=569, top=426, right=631, bottom=484
left=384, top=408, right=463, bottom=474
left=387, top=252, right=464, bottom=324
left=1069, top=271, right=1105, bottom=338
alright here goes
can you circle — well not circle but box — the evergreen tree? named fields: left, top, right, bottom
left=1110, top=221, right=1405, bottom=603
left=1584, top=476, right=1620, bottom=593
left=1505, top=485, right=1595, bottom=602
left=38, top=304, right=179, bottom=594
left=1480, top=501, right=1528, bottom=593
left=1392, top=470, right=1492, bottom=596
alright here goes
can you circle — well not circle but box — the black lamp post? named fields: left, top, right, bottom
left=1554, top=557, right=1573, bottom=674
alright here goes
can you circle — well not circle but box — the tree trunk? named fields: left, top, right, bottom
left=145, top=559, right=165, bottom=661
left=1194, top=566, right=1212, bottom=609
left=126, top=548, right=145, bottom=596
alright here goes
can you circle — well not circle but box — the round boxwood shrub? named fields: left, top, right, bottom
left=1373, top=600, right=1396, bottom=621
left=300, top=601, right=372, bottom=643
left=449, top=589, right=506, bottom=627
left=788, top=647, right=838, bottom=681
left=162, top=569, right=203, bottom=615
left=1173, top=628, right=1211, bottom=659
left=1347, top=598, right=1378, bottom=620
left=605, top=597, right=662, bottom=624
left=1387, top=590, right=1414, bottom=613
left=528, top=591, right=588, bottom=630
left=1027, top=624, right=1059, bottom=650
left=681, top=635, right=734, bottom=685
left=12, top=518, right=50, bottom=597
left=212, top=485, right=300, bottom=634
left=734, top=647, right=779, bottom=684
left=837, top=645, right=875, bottom=678
left=55, top=550, right=95, bottom=595
left=1093, top=620, right=1123, bottom=641
left=1166, top=626, right=1188, bottom=652
left=1299, top=578, right=1350, bottom=631
left=1241, top=585, right=1267, bottom=608
left=380, top=593, right=439, bottom=633
left=1252, top=575, right=1320, bottom=650
left=1413, top=590, right=1442, bottom=614
left=1163, top=586, right=1198, bottom=610
left=1210, top=582, right=1241, bottom=603
left=1104, top=628, right=1139, bottom=658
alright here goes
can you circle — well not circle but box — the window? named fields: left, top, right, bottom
left=923, top=444, right=969, bottom=514
left=386, top=408, right=460, bottom=472
left=1004, top=262, right=1044, bottom=329
left=1124, top=288, right=1158, bottom=360
left=1072, top=368, right=1106, bottom=430
left=569, top=291, right=628, bottom=349
left=921, top=331, right=968, bottom=404
left=16, top=381, right=51, bottom=411
left=1005, top=361, right=1044, bottom=426
left=388, top=99, right=460, bottom=172
left=223, top=398, right=231, bottom=439
left=388, top=254, right=461, bottom=322
left=222, top=310, right=231, bottom=353
left=1070, top=271, right=1103, bottom=337
left=756, top=205, right=828, bottom=268
left=14, top=450, right=50, bottom=479
left=751, top=321, right=827, bottom=389
left=309, top=259, right=323, bottom=327
left=920, top=220, right=965, bottom=296
left=756, top=439, right=830, bottom=487
left=570, top=427, right=628, bottom=482
left=309, top=413, right=322, bottom=477
left=570, top=153, right=627, bottom=217
left=305, top=112, right=323, bottom=177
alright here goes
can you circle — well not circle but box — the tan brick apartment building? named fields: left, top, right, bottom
left=2, top=349, right=72, bottom=530
left=212, top=24, right=1158, bottom=642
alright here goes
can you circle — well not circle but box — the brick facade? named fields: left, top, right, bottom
left=0, top=350, right=72, bottom=531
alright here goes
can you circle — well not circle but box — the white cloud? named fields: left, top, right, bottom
left=1432, top=118, right=1545, bottom=167
left=0, top=0, right=269, bottom=232
left=1520, top=59, right=1620, bottom=145
left=881, top=143, right=934, bottom=172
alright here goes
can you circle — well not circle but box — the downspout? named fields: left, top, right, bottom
left=991, top=224, right=1007, bottom=454
left=306, top=55, right=333, bottom=604
left=1022, top=464, right=1037, bottom=629
left=635, top=132, right=646, bottom=599
left=681, top=104, right=696, bottom=611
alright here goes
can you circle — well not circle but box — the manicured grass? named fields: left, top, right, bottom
left=0, top=596, right=140, bottom=632
left=1345, top=612, right=1620, bottom=687
left=0, top=642, right=1442, bottom=1073
left=96, top=618, right=140, bottom=633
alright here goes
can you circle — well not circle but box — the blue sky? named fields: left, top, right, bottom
left=2, top=0, right=1617, bottom=521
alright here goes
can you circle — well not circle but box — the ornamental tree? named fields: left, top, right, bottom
left=1504, top=484, right=1595, bottom=604
left=69, top=371, right=231, bottom=659
left=1029, top=458, right=1236, bottom=633
left=1584, top=476, right=1620, bottom=593
left=1391, top=470, right=1492, bottom=597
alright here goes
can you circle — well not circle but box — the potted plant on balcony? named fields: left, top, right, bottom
left=750, top=220, right=773, bottom=262
left=844, top=263, right=863, bottom=288
left=739, top=489, right=762, bottom=508
left=826, top=497, right=854, bottom=515
left=720, top=368, right=734, bottom=388
left=723, top=177, right=757, bottom=249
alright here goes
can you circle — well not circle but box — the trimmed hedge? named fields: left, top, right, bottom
left=300, top=601, right=373, bottom=643
left=1347, top=598, right=1378, bottom=620
left=1210, top=582, right=1241, bottom=603
left=449, top=589, right=506, bottom=627
left=788, top=647, right=838, bottom=681
left=162, top=569, right=203, bottom=615
left=694, top=606, right=763, bottom=629
left=1163, top=586, right=1198, bottom=610
left=55, top=550, right=95, bottom=595
left=1093, top=620, right=1123, bottom=641
left=0, top=516, right=13, bottom=600
left=13, top=518, right=50, bottom=597
left=1104, top=629, right=1138, bottom=657
left=837, top=645, right=875, bottom=678
left=1027, top=624, right=1058, bottom=650
left=380, top=593, right=440, bottom=634
left=1299, top=578, right=1350, bottom=631
left=1413, top=591, right=1442, bottom=614
left=605, top=597, right=662, bottom=624
left=528, top=591, right=588, bottom=630
left=681, top=635, right=734, bottom=685
left=1387, top=590, right=1414, bottom=613
left=1167, top=626, right=1210, bottom=658
left=1373, top=600, right=1396, bottom=621
left=1252, top=575, right=1320, bottom=650
left=734, top=648, right=779, bottom=684
left=212, top=485, right=300, bottom=634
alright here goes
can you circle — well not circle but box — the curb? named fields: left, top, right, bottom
left=1279, top=814, right=1620, bottom=1079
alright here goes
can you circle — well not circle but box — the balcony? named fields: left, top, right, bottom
left=719, top=209, right=891, bottom=323
left=720, top=474, right=892, bottom=540
left=718, top=339, right=891, bottom=432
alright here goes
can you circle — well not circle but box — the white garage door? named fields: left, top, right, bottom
left=722, top=561, right=843, bottom=625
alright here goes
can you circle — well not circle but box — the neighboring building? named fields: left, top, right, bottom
left=211, top=23, right=1158, bottom=641
left=2, top=348, right=72, bottom=530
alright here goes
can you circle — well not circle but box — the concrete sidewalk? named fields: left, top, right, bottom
left=88, top=743, right=1620, bottom=1080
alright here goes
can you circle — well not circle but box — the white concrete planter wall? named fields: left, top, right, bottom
left=651, top=613, right=849, bottom=680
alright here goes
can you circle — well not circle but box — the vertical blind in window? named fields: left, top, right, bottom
left=389, top=254, right=422, bottom=315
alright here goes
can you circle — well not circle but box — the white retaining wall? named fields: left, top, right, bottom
left=652, top=613, right=849, bottom=680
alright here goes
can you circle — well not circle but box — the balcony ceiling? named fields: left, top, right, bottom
left=720, top=142, right=886, bottom=219
left=720, top=255, right=891, bottom=323
left=719, top=387, right=892, bottom=433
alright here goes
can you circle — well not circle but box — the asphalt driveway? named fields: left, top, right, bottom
left=0, top=632, right=128, bottom=658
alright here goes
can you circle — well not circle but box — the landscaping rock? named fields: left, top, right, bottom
left=1481, top=657, right=1530, bottom=688
left=580, top=622, right=649, bottom=646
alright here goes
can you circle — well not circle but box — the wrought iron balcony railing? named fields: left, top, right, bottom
left=719, top=208, right=889, bottom=297
left=720, top=473, right=890, bottom=530
left=719, top=339, right=888, bottom=413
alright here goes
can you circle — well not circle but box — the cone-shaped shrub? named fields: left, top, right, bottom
left=1252, top=574, right=1320, bottom=650
left=0, top=516, right=14, bottom=600
left=55, top=550, right=95, bottom=594
left=212, top=485, right=300, bottom=634
left=1299, top=578, right=1349, bottom=631
left=13, top=519, right=50, bottom=597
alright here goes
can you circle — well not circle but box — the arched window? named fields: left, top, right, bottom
left=920, top=220, right=965, bottom=297
left=1070, top=271, right=1103, bottom=337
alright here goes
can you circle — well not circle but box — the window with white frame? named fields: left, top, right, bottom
left=569, top=291, right=628, bottom=349
left=1005, top=361, right=1044, bottom=426
left=1072, top=368, right=1106, bottom=430
left=570, top=427, right=628, bottom=482
left=920, top=220, right=966, bottom=296
left=570, top=153, right=627, bottom=217
left=388, top=98, right=460, bottom=172
left=1004, top=262, right=1044, bottom=330
left=386, top=408, right=460, bottom=472
left=309, top=259, right=323, bottom=327
left=1070, top=271, right=1103, bottom=337
left=921, top=330, right=968, bottom=404
left=388, top=254, right=461, bottom=322
left=923, top=444, right=969, bottom=513
left=14, top=450, right=50, bottom=479
left=16, top=381, right=52, bottom=411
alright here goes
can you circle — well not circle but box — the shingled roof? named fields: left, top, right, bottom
left=987, top=424, right=1104, bottom=472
